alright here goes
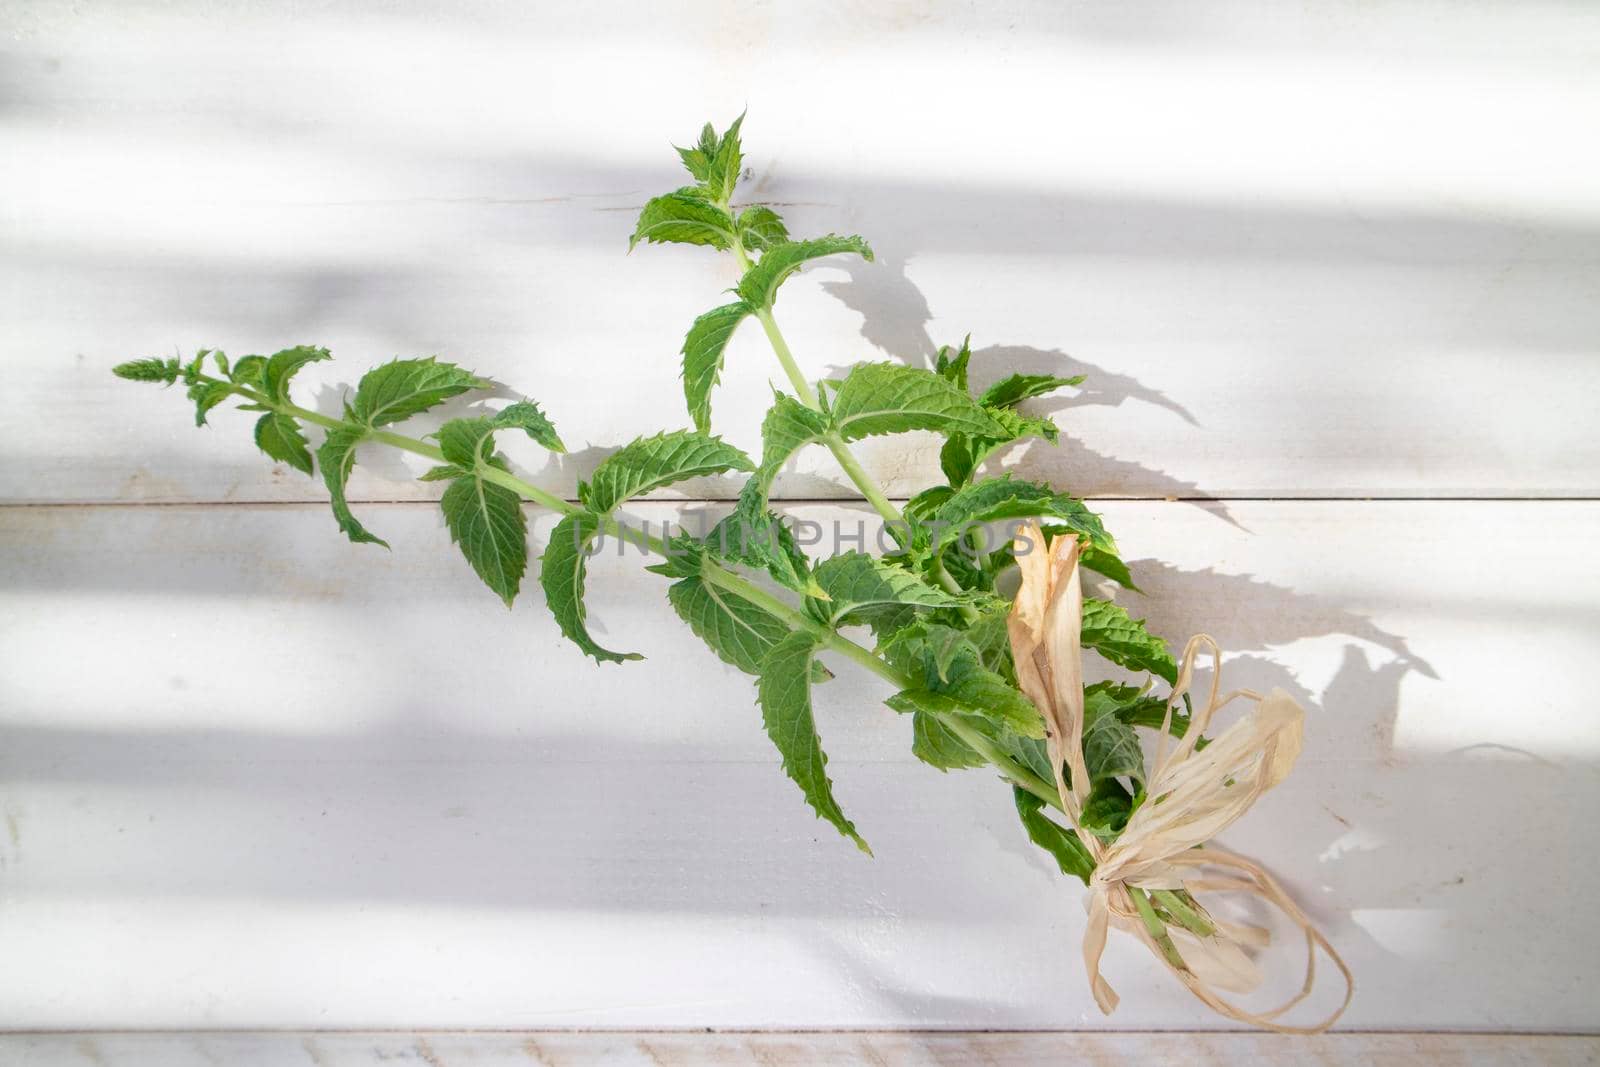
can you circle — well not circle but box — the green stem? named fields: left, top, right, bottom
left=215, top=374, right=581, bottom=519
left=212, top=368, right=1042, bottom=811
left=699, top=564, right=1057, bottom=810
left=753, top=306, right=821, bottom=408
left=729, top=241, right=975, bottom=615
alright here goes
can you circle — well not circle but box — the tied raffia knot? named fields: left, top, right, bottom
left=1006, top=523, right=1353, bottom=1033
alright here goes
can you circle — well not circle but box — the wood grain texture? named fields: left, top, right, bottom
left=2, top=501, right=1595, bottom=1030
left=1, top=1032, right=1596, bottom=1067
left=4, top=1, right=1599, bottom=503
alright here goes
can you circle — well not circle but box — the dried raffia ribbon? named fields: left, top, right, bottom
left=1005, top=522, right=1354, bottom=1033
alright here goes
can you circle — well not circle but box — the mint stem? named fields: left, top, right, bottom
left=207, top=367, right=1052, bottom=812
left=729, top=241, right=976, bottom=611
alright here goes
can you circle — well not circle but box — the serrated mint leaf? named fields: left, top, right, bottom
left=924, top=476, right=1112, bottom=554
left=675, top=121, right=719, bottom=182
left=699, top=477, right=816, bottom=594
left=439, top=460, right=527, bottom=607
left=435, top=416, right=498, bottom=469
left=940, top=406, right=1059, bottom=486
left=704, top=111, right=744, bottom=204
left=933, top=337, right=972, bottom=392
left=751, top=391, right=830, bottom=502
left=884, top=672, right=1042, bottom=742
left=977, top=373, right=1085, bottom=409
left=756, top=631, right=869, bottom=853
left=736, top=205, right=789, bottom=251
left=261, top=345, right=331, bottom=404
left=681, top=302, right=751, bottom=434
left=113, top=357, right=181, bottom=384
left=419, top=464, right=468, bottom=482
left=229, top=355, right=266, bottom=389
left=668, top=573, right=802, bottom=677
left=805, top=552, right=960, bottom=627
left=1082, top=703, right=1146, bottom=786
left=1081, top=598, right=1178, bottom=684
left=1080, top=543, right=1139, bottom=591
left=905, top=485, right=955, bottom=522
left=909, top=711, right=987, bottom=771
left=253, top=413, right=313, bottom=475
left=879, top=621, right=1042, bottom=739
left=352, top=357, right=483, bottom=427
left=1014, top=788, right=1094, bottom=882
left=540, top=512, right=640, bottom=663
left=736, top=235, right=874, bottom=309
left=187, top=380, right=233, bottom=426
left=491, top=400, right=565, bottom=453
left=630, top=190, right=735, bottom=251
left=580, top=430, right=753, bottom=515
left=317, top=427, right=387, bottom=548
left=826, top=363, right=1009, bottom=442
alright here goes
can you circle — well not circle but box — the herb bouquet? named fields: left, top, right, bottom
left=114, top=116, right=1351, bottom=1031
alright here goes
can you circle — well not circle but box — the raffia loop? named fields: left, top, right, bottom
left=1006, top=523, right=1353, bottom=1034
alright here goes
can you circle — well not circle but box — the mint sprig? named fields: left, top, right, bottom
left=116, top=116, right=1218, bottom=980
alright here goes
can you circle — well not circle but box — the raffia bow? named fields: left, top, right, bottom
left=1006, top=523, right=1353, bottom=1033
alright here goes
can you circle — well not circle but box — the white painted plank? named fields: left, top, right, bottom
left=5, top=2, right=1599, bottom=503
left=1, top=1032, right=1596, bottom=1067
left=1, top=501, right=1596, bottom=1030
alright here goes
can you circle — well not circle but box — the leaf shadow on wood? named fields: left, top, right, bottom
left=816, top=245, right=1236, bottom=524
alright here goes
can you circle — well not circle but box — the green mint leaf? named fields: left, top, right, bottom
left=735, top=235, right=874, bottom=309
left=1082, top=700, right=1146, bottom=786
left=580, top=430, right=753, bottom=515
left=262, top=345, right=331, bottom=404
left=698, top=477, right=817, bottom=595
left=440, top=458, right=528, bottom=607
left=351, top=357, right=484, bottom=427
left=187, top=380, right=233, bottom=426
left=540, top=513, right=641, bottom=663
left=940, top=406, right=1060, bottom=487
left=736, top=205, right=789, bottom=251
left=879, top=621, right=1042, bottom=739
left=668, top=574, right=827, bottom=680
left=977, top=373, right=1085, bottom=409
left=1080, top=543, right=1139, bottom=591
left=630, top=190, right=736, bottom=251
left=435, top=416, right=499, bottom=469
left=1081, top=598, right=1178, bottom=684
left=681, top=302, right=752, bottom=434
left=884, top=672, right=1042, bottom=742
left=1080, top=778, right=1134, bottom=841
left=253, top=413, right=314, bottom=475
left=826, top=363, right=1009, bottom=442
left=751, top=391, right=830, bottom=503
left=675, top=122, right=718, bottom=182
left=317, top=427, right=387, bottom=548
left=113, top=357, right=181, bottom=384
left=933, top=337, right=972, bottom=392
left=923, top=476, right=1112, bottom=554
left=704, top=111, right=744, bottom=204
left=491, top=400, right=566, bottom=453
left=805, top=552, right=960, bottom=627
left=419, top=464, right=469, bottom=482
left=178, top=350, right=203, bottom=385
left=1014, top=788, right=1094, bottom=883
left=905, top=485, right=955, bottom=522
left=229, top=355, right=266, bottom=389
left=756, top=631, right=869, bottom=853
left=907, top=710, right=988, bottom=771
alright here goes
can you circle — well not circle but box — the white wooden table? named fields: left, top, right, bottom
left=3, top=0, right=1598, bottom=1060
